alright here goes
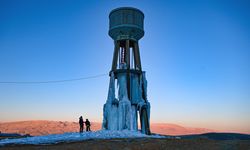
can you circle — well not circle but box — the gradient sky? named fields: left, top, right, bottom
left=0, top=0, right=249, bottom=133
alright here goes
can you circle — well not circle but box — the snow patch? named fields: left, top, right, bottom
left=0, top=130, right=166, bottom=146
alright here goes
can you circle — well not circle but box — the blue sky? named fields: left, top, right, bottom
left=0, top=0, right=249, bottom=133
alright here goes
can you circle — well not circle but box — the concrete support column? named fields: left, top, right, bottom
left=126, top=40, right=131, bottom=100
left=112, top=41, right=120, bottom=71
left=133, top=41, right=142, bottom=70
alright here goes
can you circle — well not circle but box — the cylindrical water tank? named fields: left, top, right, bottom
left=109, top=7, right=144, bottom=41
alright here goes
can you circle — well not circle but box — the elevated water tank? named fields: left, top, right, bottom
left=109, top=7, right=144, bottom=41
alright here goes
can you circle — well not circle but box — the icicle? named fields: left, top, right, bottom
left=107, top=72, right=115, bottom=104
left=117, top=73, right=132, bottom=130
left=142, top=72, right=148, bottom=101
left=102, top=72, right=119, bottom=130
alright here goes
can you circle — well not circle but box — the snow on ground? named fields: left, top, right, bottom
left=0, top=130, right=166, bottom=146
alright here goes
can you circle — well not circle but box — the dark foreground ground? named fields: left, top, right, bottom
left=1, top=138, right=250, bottom=150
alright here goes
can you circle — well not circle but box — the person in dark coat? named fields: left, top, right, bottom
left=85, top=119, right=91, bottom=131
left=79, top=116, right=84, bottom=133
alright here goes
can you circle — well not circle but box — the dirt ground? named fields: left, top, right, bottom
left=1, top=138, right=250, bottom=150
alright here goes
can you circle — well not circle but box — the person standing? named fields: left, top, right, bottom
left=85, top=119, right=91, bottom=131
left=79, top=116, right=84, bottom=133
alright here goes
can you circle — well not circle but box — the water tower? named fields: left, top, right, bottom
left=102, top=7, right=151, bottom=135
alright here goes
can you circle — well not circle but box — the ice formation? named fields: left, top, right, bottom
left=0, top=130, right=166, bottom=146
left=102, top=64, right=151, bottom=134
left=102, top=72, right=119, bottom=130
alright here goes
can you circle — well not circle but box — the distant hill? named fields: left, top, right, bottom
left=180, top=132, right=250, bottom=140
left=150, top=123, right=217, bottom=135
left=0, top=120, right=82, bottom=136
left=0, top=120, right=218, bottom=136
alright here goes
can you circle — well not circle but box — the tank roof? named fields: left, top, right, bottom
left=109, top=7, right=144, bottom=18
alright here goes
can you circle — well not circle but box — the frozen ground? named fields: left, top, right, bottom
left=0, top=130, right=165, bottom=146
